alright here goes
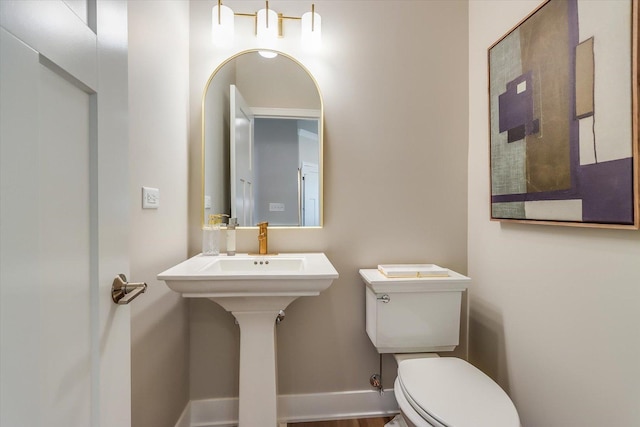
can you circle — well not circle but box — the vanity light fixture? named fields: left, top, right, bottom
left=301, top=4, right=322, bottom=49
left=211, top=0, right=234, bottom=46
left=256, top=2, right=278, bottom=58
left=211, top=0, right=322, bottom=53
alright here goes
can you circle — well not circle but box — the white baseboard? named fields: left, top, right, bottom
left=180, top=389, right=399, bottom=427
left=278, top=389, right=399, bottom=423
left=174, top=401, right=192, bottom=427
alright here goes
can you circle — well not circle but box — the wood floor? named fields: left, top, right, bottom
left=288, top=416, right=394, bottom=427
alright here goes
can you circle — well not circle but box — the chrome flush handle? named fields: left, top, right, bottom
left=377, top=294, right=390, bottom=304
left=111, top=274, right=147, bottom=305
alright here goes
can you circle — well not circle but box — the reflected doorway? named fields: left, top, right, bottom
left=230, top=85, right=320, bottom=227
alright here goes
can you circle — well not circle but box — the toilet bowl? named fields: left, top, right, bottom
left=393, top=357, right=520, bottom=427
left=359, top=267, right=520, bottom=427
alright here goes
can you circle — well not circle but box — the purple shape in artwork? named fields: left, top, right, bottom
left=507, top=119, right=540, bottom=143
left=579, top=158, right=634, bottom=224
left=498, top=72, right=539, bottom=142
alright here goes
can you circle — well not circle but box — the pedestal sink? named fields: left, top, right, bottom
left=158, top=253, right=338, bottom=427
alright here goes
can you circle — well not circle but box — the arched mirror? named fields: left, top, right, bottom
left=202, top=50, right=323, bottom=228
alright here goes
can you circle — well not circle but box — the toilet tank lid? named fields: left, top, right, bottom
left=359, top=268, right=469, bottom=294
left=398, top=358, right=520, bottom=427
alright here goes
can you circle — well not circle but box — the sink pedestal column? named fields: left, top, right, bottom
left=233, top=310, right=279, bottom=427
left=214, top=296, right=298, bottom=427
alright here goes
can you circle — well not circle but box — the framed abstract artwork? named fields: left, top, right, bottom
left=488, top=0, right=640, bottom=229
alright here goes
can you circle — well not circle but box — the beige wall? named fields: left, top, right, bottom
left=189, top=0, right=469, bottom=398
left=128, top=2, right=190, bottom=427
left=468, top=2, right=640, bottom=426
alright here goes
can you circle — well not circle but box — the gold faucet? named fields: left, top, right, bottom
left=257, top=222, right=268, bottom=255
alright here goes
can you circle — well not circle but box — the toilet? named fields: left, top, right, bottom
left=360, top=267, right=520, bottom=427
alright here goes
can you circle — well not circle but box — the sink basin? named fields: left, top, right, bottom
left=157, top=252, right=338, bottom=427
left=201, top=256, right=304, bottom=272
left=157, top=252, right=338, bottom=298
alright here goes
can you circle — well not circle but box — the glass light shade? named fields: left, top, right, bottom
left=211, top=4, right=234, bottom=46
left=256, top=8, right=278, bottom=44
left=301, top=11, right=322, bottom=48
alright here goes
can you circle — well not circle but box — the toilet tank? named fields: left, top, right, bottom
left=360, top=268, right=470, bottom=354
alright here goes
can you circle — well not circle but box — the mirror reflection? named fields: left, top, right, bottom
left=203, top=50, right=323, bottom=228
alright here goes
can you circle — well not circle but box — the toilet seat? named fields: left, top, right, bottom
left=397, top=358, right=520, bottom=427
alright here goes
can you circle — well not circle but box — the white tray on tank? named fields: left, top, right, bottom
left=378, top=264, right=449, bottom=278
left=360, top=268, right=470, bottom=294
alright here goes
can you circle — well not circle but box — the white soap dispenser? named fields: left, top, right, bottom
left=202, top=214, right=224, bottom=256
left=226, top=217, right=237, bottom=256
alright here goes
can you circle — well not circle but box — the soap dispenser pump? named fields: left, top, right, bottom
left=226, top=218, right=237, bottom=256
left=202, top=214, right=225, bottom=256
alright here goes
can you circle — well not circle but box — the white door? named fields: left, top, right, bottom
left=230, top=85, right=254, bottom=226
left=1, top=2, right=132, bottom=426
left=301, top=162, right=319, bottom=226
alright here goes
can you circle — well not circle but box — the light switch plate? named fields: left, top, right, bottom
left=142, top=187, right=160, bottom=209
left=204, top=195, right=212, bottom=209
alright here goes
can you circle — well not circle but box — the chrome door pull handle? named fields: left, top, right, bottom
left=111, top=274, right=147, bottom=305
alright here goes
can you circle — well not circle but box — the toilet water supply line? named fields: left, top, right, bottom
left=370, top=354, right=384, bottom=394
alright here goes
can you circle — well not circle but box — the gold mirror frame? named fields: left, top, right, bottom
left=201, top=49, right=324, bottom=228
